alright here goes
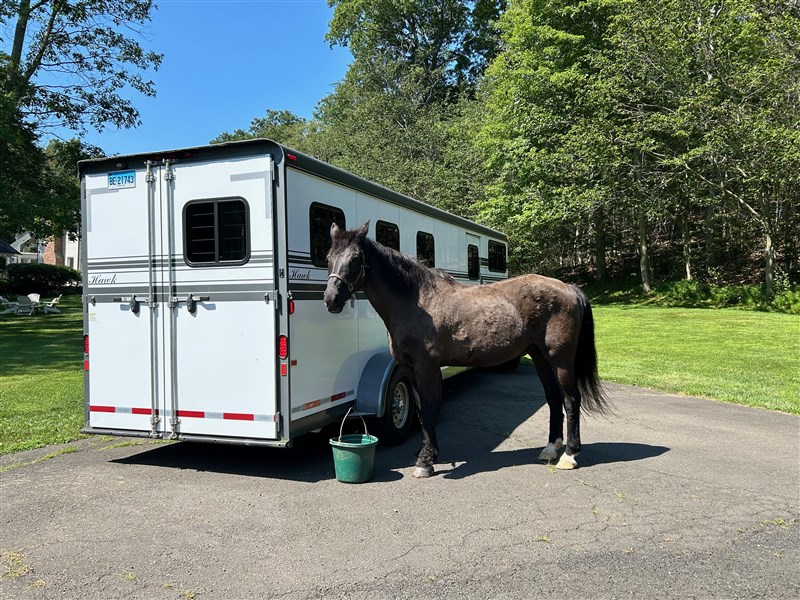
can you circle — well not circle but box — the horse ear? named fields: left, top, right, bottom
left=356, top=221, right=370, bottom=239
left=330, top=222, right=341, bottom=239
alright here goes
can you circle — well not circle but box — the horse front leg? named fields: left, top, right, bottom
left=555, top=366, right=581, bottom=470
left=411, top=364, right=442, bottom=478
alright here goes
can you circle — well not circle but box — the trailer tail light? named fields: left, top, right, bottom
left=278, top=335, right=288, bottom=360
left=84, top=335, right=89, bottom=371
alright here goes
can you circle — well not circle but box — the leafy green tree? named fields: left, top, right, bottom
left=477, top=0, right=799, bottom=293
left=1, top=1, right=159, bottom=241
left=327, top=0, right=506, bottom=102
left=1, top=0, right=162, bottom=133
left=476, top=0, right=627, bottom=279
left=310, top=1, right=505, bottom=214
left=210, top=109, right=315, bottom=150
left=0, top=137, right=101, bottom=241
left=610, top=0, right=800, bottom=295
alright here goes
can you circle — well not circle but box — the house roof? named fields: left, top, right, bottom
left=0, top=239, right=21, bottom=255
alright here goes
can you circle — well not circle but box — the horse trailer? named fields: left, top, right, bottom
left=78, top=139, right=508, bottom=447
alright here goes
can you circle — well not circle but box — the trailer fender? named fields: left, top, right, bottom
left=355, top=351, right=397, bottom=418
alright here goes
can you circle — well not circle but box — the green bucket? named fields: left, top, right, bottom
left=330, top=408, right=379, bottom=483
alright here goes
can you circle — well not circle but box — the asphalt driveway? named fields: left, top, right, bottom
left=1, top=367, right=798, bottom=599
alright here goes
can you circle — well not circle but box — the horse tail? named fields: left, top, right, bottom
left=573, top=286, right=611, bottom=414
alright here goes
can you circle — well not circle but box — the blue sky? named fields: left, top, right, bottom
left=74, top=0, right=352, bottom=156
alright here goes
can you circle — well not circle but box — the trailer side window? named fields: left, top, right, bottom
left=488, top=240, right=507, bottom=273
left=310, top=203, right=346, bottom=267
left=376, top=221, right=400, bottom=251
left=184, top=198, right=249, bottom=265
left=416, top=232, right=435, bottom=267
left=468, top=244, right=480, bottom=280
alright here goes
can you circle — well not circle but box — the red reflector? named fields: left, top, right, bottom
left=177, top=410, right=204, bottom=419
left=84, top=334, right=89, bottom=355
left=281, top=363, right=288, bottom=377
left=289, top=299, right=295, bottom=315
left=223, top=412, right=255, bottom=421
left=90, top=405, right=115, bottom=413
left=84, top=360, right=89, bottom=371
left=287, top=153, right=297, bottom=161
left=278, top=335, right=288, bottom=360
left=132, top=407, right=152, bottom=415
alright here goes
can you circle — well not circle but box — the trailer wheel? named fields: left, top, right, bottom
left=373, top=366, right=416, bottom=445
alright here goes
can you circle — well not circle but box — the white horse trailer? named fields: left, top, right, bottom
left=79, top=139, right=508, bottom=447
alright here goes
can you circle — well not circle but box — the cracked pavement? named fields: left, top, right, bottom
left=1, top=367, right=798, bottom=599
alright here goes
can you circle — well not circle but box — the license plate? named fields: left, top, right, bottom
left=108, top=170, right=136, bottom=189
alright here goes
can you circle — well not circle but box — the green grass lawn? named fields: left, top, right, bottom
left=1, top=295, right=798, bottom=455
left=0, top=295, right=84, bottom=454
left=593, top=306, right=800, bottom=414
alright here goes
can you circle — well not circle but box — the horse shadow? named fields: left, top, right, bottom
left=115, top=365, right=668, bottom=482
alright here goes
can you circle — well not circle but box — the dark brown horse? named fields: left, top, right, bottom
left=324, top=222, right=608, bottom=477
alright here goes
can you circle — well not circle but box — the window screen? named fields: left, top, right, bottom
left=416, top=232, right=435, bottom=267
left=184, top=198, right=248, bottom=265
left=488, top=241, right=507, bottom=273
left=468, top=244, right=480, bottom=280
left=376, top=221, right=400, bottom=251
left=310, top=203, right=346, bottom=267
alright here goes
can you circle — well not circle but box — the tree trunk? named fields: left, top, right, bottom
left=680, top=211, right=693, bottom=281
left=638, top=208, right=652, bottom=295
left=764, top=231, right=775, bottom=298
left=703, top=204, right=716, bottom=274
left=594, top=206, right=607, bottom=283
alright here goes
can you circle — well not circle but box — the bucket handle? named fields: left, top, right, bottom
left=339, top=406, right=370, bottom=441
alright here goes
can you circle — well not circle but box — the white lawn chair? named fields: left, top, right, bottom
left=43, top=294, right=62, bottom=314
left=15, top=296, right=35, bottom=316
left=0, top=296, right=19, bottom=315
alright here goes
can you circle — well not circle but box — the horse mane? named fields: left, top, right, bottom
left=361, top=236, right=456, bottom=296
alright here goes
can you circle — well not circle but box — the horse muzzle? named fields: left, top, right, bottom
left=323, top=283, right=347, bottom=314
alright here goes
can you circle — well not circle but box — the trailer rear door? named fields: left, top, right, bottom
left=83, top=154, right=279, bottom=441
left=84, top=164, right=165, bottom=434
left=162, top=156, right=279, bottom=440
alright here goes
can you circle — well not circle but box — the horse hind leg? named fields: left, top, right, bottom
left=554, top=365, right=581, bottom=470
left=530, top=349, right=564, bottom=462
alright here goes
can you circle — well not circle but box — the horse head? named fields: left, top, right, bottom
left=323, top=221, right=369, bottom=313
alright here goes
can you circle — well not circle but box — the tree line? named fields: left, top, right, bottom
left=3, top=1, right=798, bottom=296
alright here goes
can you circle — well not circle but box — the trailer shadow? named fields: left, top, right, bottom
left=114, top=366, right=669, bottom=482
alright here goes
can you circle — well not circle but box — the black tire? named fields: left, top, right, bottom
left=372, top=366, right=416, bottom=446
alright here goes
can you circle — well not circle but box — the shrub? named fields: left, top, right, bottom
left=5, top=263, right=82, bottom=296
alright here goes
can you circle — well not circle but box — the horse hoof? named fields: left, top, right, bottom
left=413, top=466, right=434, bottom=478
left=556, top=454, right=577, bottom=470
left=538, top=439, right=563, bottom=462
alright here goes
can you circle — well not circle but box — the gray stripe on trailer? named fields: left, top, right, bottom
left=88, top=256, right=274, bottom=270
left=230, top=171, right=269, bottom=182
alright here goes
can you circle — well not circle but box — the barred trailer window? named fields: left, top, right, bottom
left=376, top=221, right=400, bottom=251
left=488, top=240, right=507, bottom=273
left=468, top=244, right=480, bottom=280
left=416, top=231, right=435, bottom=267
left=310, top=203, right=346, bottom=267
left=184, top=198, right=249, bottom=265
